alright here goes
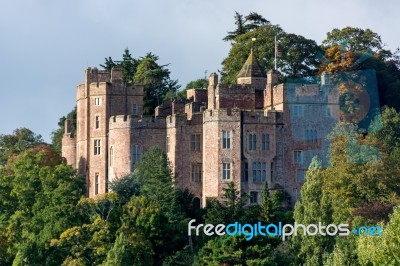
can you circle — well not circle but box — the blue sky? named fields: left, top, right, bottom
left=0, top=0, right=398, bottom=142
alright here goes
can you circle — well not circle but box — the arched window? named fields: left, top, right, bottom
left=313, top=130, right=317, bottom=143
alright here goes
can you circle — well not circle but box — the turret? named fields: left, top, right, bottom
left=236, top=50, right=267, bottom=90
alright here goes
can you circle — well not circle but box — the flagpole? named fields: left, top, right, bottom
left=274, top=35, right=277, bottom=70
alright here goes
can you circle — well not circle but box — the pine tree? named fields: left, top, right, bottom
left=259, top=180, right=273, bottom=223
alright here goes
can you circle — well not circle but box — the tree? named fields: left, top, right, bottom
left=223, top=11, right=269, bottom=42
left=223, top=12, right=247, bottom=42
left=185, top=78, right=208, bottom=90
left=109, top=173, right=140, bottom=204
left=0, top=145, right=85, bottom=265
left=221, top=24, right=321, bottom=84
left=320, top=27, right=400, bottom=110
left=322, top=27, right=388, bottom=54
left=134, top=53, right=180, bottom=114
left=100, top=49, right=180, bottom=114
left=357, top=205, right=400, bottom=265
left=120, top=48, right=138, bottom=83
left=100, top=56, right=117, bottom=72
left=133, top=146, right=174, bottom=206
left=103, top=232, right=154, bottom=266
left=244, top=12, right=270, bottom=31
left=259, top=180, right=273, bottom=223
left=100, top=48, right=138, bottom=83
left=0, top=128, right=44, bottom=165
left=292, top=157, right=334, bottom=266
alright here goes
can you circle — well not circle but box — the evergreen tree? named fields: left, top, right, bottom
left=134, top=53, right=180, bottom=114
left=259, top=180, right=273, bottom=223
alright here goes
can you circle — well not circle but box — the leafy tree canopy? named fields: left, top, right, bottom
left=221, top=21, right=321, bottom=84
left=101, top=49, right=181, bottom=115
left=0, top=127, right=44, bottom=166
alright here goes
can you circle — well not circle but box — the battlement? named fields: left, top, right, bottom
left=85, top=67, right=111, bottom=84
left=109, top=115, right=166, bottom=129
left=203, top=108, right=241, bottom=122
left=186, top=89, right=208, bottom=103
left=285, top=83, right=339, bottom=104
left=166, top=112, right=203, bottom=128
left=242, top=110, right=277, bottom=124
left=217, top=84, right=255, bottom=94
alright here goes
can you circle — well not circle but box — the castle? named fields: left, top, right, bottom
left=62, top=51, right=339, bottom=207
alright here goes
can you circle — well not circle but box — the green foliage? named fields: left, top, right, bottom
left=0, top=128, right=44, bottom=165
left=204, top=182, right=249, bottom=225
left=223, top=11, right=270, bottom=42
left=51, top=217, right=114, bottom=265
left=134, top=53, right=180, bottom=114
left=221, top=23, right=320, bottom=84
left=293, top=157, right=334, bottom=266
left=357, top=206, right=400, bottom=265
left=100, top=49, right=180, bottom=115
left=164, top=78, right=208, bottom=102
left=195, top=234, right=286, bottom=266
left=133, top=146, right=174, bottom=206
left=0, top=145, right=85, bottom=265
left=321, top=27, right=400, bottom=110
left=322, top=27, right=387, bottom=54
left=120, top=48, right=139, bottom=83
left=103, top=232, right=154, bottom=266
left=259, top=180, right=273, bottom=223
left=370, top=107, right=400, bottom=152
left=185, top=78, right=208, bottom=90
left=109, top=173, right=140, bottom=204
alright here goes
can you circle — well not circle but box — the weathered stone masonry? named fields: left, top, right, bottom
left=62, top=51, right=339, bottom=206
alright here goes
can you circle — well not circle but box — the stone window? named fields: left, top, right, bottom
left=313, top=130, right=317, bottom=143
left=222, top=131, right=231, bottom=149
left=132, top=103, right=137, bottom=115
left=95, top=116, right=100, bottom=129
left=191, top=164, right=202, bottom=182
left=109, top=147, right=114, bottom=167
left=248, top=134, right=257, bottom=151
left=294, top=150, right=303, bottom=164
left=305, top=130, right=317, bottom=143
left=250, top=191, right=258, bottom=204
left=222, top=163, right=231, bottom=180
left=293, top=105, right=304, bottom=117
left=191, top=134, right=201, bottom=151
left=252, top=162, right=266, bottom=182
left=95, top=173, right=99, bottom=195
left=94, top=97, right=102, bottom=106
left=297, top=169, right=306, bottom=183
left=241, top=162, right=249, bottom=182
left=262, top=134, right=270, bottom=150
left=94, top=139, right=101, bottom=155
left=132, top=145, right=142, bottom=165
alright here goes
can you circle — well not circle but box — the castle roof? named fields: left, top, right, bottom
left=236, top=50, right=266, bottom=78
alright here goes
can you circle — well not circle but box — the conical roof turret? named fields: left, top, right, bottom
left=236, top=50, right=266, bottom=78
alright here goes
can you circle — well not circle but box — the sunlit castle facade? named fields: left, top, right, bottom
left=62, top=51, right=339, bottom=207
